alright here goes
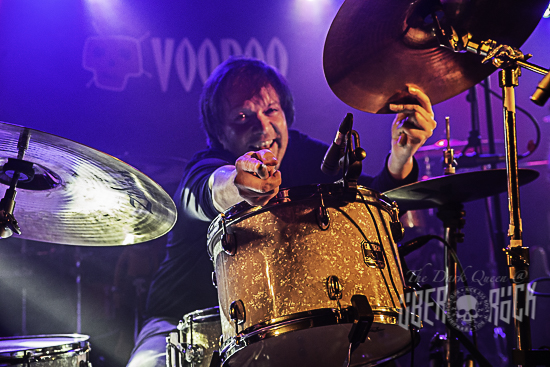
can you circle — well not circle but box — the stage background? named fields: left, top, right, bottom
left=0, top=1, right=549, bottom=366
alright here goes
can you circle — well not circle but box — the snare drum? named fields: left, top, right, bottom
left=167, top=306, right=222, bottom=367
left=0, top=334, right=90, bottom=367
left=208, top=184, right=417, bottom=367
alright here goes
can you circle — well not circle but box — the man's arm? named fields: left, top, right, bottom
left=210, top=149, right=282, bottom=212
left=387, top=85, right=437, bottom=180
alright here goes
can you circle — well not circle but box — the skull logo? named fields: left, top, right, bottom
left=456, top=294, right=478, bottom=323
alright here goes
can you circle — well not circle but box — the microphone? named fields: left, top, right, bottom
left=531, top=70, right=550, bottom=106
left=321, top=113, right=353, bottom=175
left=398, top=235, right=436, bottom=257
left=455, top=153, right=506, bottom=168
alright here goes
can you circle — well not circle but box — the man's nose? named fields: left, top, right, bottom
left=255, top=113, right=273, bottom=135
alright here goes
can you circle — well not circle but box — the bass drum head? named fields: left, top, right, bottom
left=0, top=334, right=90, bottom=367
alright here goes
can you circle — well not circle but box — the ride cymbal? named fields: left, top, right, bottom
left=384, top=168, right=539, bottom=211
left=0, top=121, right=177, bottom=246
left=323, top=0, right=548, bottom=113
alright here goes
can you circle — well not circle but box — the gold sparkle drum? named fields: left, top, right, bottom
left=166, top=306, right=222, bottom=367
left=207, top=184, right=416, bottom=367
left=0, top=334, right=90, bottom=367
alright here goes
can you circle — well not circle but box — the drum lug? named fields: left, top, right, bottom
left=390, top=201, right=404, bottom=242
left=390, top=221, right=404, bottom=242
left=316, top=191, right=330, bottom=230
left=221, top=213, right=236, bottom=255
left=325, top=275, right=343, bottom=301
left=229, top=299, right=246, bottom=335
left=212, top=271, right=217, bottom=288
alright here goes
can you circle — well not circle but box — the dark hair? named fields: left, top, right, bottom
left=199, top=57, right=295, bottom=148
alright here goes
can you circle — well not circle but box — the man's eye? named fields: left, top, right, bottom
left=235, top=113, right=247, bottom=121
left=266, top=108, right=277, bottom=115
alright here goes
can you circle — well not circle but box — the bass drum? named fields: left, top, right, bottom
left=208, top=184, right=417, bottom=367
left=166, top=306, right=221, bottom=367
left=0, top=334, right=90, bottom=367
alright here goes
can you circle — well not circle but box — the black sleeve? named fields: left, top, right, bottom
left=360, top=154, right=419, bottom=193
left=179, top=156, right=232, bottom=222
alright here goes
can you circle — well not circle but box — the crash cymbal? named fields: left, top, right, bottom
left=384, top=168, right=539, bottom=211
left=323, top=0, right=548, bottom=114
left=115, top=153, right=187, bottom=195
left=0, top=121, right=177, bottom=246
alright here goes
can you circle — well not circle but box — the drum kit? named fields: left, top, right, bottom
left=2, top=0, right=550, bottom=366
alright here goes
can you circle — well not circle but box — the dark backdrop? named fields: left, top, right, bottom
left=1, top=1, right=549, bottom=366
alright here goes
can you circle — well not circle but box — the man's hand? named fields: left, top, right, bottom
left=234, top=149, right=281, bottom=206
left=387, top=84, right=437, bottom=180
left=210, top=149, right=282, bottom=212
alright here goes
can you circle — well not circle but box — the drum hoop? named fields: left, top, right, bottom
left=239, top=307, right=403, bottom=337
left=183, top=306, right=220, bottom=324
left=0, top=334, right=90, bottom=361
left=220, top=307, right=417, bottom=365
left=207, top=183, right=397, bottom=255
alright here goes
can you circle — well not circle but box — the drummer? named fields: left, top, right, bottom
left=126, top=56, right=436, bottom=367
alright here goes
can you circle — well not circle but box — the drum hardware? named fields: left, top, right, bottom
left=442, top=117, right=456, bottom=175
left=167, top=331, right=186, bottom=367
left=326, top=275, right=344, bottom=320
left=315, top=191, right=330, bottom=230
left=389, top=201, right=405, bottom=243
left=220, top=214, right=236, bottom=256
left=211, top=272, right=217, bottom=288
left=437, top=202, right=466, bottom=366
left=0, top=128, right=31, bottom=238
left=344, top=294, right=374, bottom=367
left=229, top=300, right=246, bottom=336
left=431, top=14, right=550, bottom=365
left=325, top=275, right=343, bottom=301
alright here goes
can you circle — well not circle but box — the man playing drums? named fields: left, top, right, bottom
left=127, top=57, right=436, bottom=367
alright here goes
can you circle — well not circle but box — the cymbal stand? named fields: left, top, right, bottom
left=0, top=128, right=32, bottom=238
left=482, top=75, right=516, bottom=365
left=435, top=23, right=550, bottom=365
left=439, top=120, right=467, bottom=367
left=437, top=202, right=466, bottom=367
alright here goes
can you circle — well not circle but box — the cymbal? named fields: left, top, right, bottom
left=115, top=153, right=187, bottom=194
left=384, top=168, right=539, bottom=212
left=0, top=121, right=177, bottom=246
left=416, top=138, right=505, bottom=158
left=323, top=0, right=548, bottom=114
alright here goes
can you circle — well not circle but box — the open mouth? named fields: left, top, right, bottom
left=249, top=139, right=278, bottom=151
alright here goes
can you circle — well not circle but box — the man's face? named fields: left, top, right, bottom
left=218, top=84, right=288, bottom=168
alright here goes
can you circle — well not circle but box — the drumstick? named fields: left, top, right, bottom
left=397, top=132, right=407, bottom=147
left=255, top=163, right=269, bottom=179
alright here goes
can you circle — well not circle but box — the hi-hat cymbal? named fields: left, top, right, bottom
left=0, top=121, right=177, bottom=246
left=384, top=168, right=539, bottom=211
left=416, top=138, right=505, bottom=158
left=323, top=0, right=548, bottom=114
